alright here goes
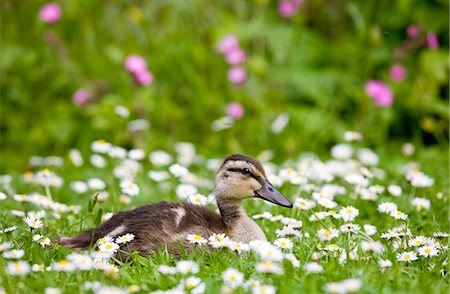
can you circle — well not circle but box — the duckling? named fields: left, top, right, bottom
left=57, top=154, right=292, bottom=256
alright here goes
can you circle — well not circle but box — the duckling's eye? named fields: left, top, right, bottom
left=227, top=167, right=251, bottom=176
left=241, top=168, right=251, bottom=175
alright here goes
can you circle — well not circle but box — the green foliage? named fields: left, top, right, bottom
left=1, top=0, right=448, bottom=171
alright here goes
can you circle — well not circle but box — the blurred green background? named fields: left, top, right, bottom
left=1, top=0, right=448, bottom=172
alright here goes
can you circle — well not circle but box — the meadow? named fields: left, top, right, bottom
left=0, top=1, right=449, bottom=293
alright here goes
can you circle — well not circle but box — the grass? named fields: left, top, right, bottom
left=0, top=139, right=448, bottom=293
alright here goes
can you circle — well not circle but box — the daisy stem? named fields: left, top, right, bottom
left=44, top=183, right=53, bottom=202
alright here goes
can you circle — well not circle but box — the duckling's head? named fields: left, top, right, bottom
left=214, top=154, right=292, bottom=208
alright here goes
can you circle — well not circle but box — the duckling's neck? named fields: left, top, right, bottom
left=216, top=198, right=267, bottom=242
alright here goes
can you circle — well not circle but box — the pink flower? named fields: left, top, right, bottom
left=426, top=33, right=439, bottom=49
left=227, top=67, right=247, bottom=85
left=278, top=0, right=302, bottom=18
left=124, top=55, right=147, bottom=74
left=406, top=25, right=420, bottom=38
left=39, top=3, right=62, bottom=24
left=134, top=70, right=153, bottom=86
left=389, top=64, right=407, bottom=82
left=225, top=48, right=246, bottom=65
left=226, top=102, right=245, bottom=120
left=365, top=80, right=393, bottom=108
left=218, top=35, right=239, bottom=55
left=72, top=88, right=91, bottom=105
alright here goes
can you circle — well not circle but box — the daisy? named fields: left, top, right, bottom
left=387, top=185, right=402, bottom=197
left=52, top=260, right=76, bottom=272
left=176, top=184, right=197, bottom=199
left=410, top=173, right=434, bottom=187
left=344, top=131, right=362, bottom=142
left=363, top=224, right=377, bottom=236
left=285, top=253, right=300, bottom=268
left=418, top=245, right=439, bottom=257
left=23, top=216, right=43, bottom=230
left=331, top=144, right=353, bottom=160
left=169, top=164, right=189, bottom=178
left=98, top=241, right=119, bottom=253
left=411, top=197, right=431, bottom=211
left=188, top=193, right=208, bottom=206
left=434, top=232, right=449, bottom=238
left=397, top=251, right=418, bottom=262
left=0, top=242, right=12, bottom=251
left=325, top=244, right=341, bottom=252
left=281, top=217, right=303, bottom=228
left=115, top=233, right=135, bottom=244
left=227, top=241, right=250, bottom=254
left=32, top=264, right=45, bottom=272
left=208, top=233, right=230, bottom=248
left=275, top=226, right=302, bottom=238
left=176, top=260, right=199, bottom=275
left=409, top=236, right=427, bottom=247
left=255, top=260, right=283, bottom=274
left=103, top=264, right=119, bottom=278
left=339, top=206, right=359, bottom=222
left=184, top=276, right=204, bottom=293
left=342, top=278, right=363, bottom=293
left=340, top=223, right=360, bottom=233
left=67, top=253, right=94, bottom=270
left=90, top=154, right=106, bottom=168
left=378, top=259, right=392, bottom=269
left=97, top=235, right=114, bottom=244
left=317, top=198, right=337, bottom=209
left=304, top=262, right=324, bottom=273
left=327, top=210, right=341, bottom=219
left=222, top=267, right=244, bottom=289
left=377, top=202, right=396, bottom=214
left=323, top=282, right=346, bottom=294
left=309, top=211, right=329, bottom=221
left=294, top=198, right=315, bottom=210
left=147, top=171, right=170, bottom=182
left=6, top=261, right=31, bottom=276
left=108, top=146, right=127, bottom=159
left=149, top=150, right=173, bottom=166
left=390, top=210, right=408, bottom=220
left=39, top=238, right=51, bottom=247
left=3, top=249, right=25, bottom=259
left=186, top=234, right=207, bottom=245
left=361, top=241, right=384, bottom=253
left=128, top=148, right=145, bottom=160
left=256, top=244, right=284, bottom=261
left=87, top=178, right=106, bottom=190
left=91, top=139, right=111, bottom=153
left=120, top=181, right=139, bottom=196
left=273, top=238, right=293, bottom=250
left=317, top=228, right=339, bottom=241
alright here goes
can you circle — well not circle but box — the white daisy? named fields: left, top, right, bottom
left=363, top=224, right=377, bottom=236
left=411, top=197, right=431, bottom=211
left=3, top=249, right=25, bottom=259
left=149, top=150, right=173, bottom=167
left=377, top=202, right=398, bottom=214
left=294, top=198, right=316, bottom=210
left=188, top=193, right=208, bottom=206
left=255, top=260, right=283, bottom=274
left=176, top=260, right=199, bottom=275
left=339, top=206, right=359, bottom=222
left=23, top=216, right=43, bottom=230
left=390, top=210, right=408, bottom=220
left=115, top=233, right=135, bottom=244
left=91, top=140, right=111, bottom=153
left=186, top=234, right=207, bottom=245
left=418, top=245, right=439, bottom=257
left=387, top=185, right=402, bottom=197
left=120, top=181, right=140, bottom=196
left=208, top=233, right=230, bottom=248
left=98, top=241, right=119, bottom=253
left=6, top=261, right=31, bottom=276
left=176, top=184, right=197, bottom=199
left=222, top=267, right=244, bottom=289
left=361, top=241, right=384, bottom=254
left=317, top=228, right=339, bottom=241
left=397, top=251, right=418, bottom=262
left=273, top=238, right=293, bottom=250
left=304, top=262, right=324, bottom=273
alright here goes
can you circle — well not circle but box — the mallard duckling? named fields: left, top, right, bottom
left=58, top=154, right=292, bottom=256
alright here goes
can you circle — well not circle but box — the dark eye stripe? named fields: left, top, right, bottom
left=227, top=168, right=251, bottom=175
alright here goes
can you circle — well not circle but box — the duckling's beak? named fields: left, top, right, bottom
left=254, top=181, right=293, bottom=208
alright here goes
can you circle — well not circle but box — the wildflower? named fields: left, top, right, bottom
left=103, top=264, right=119, bottom=278
left=222, top=267, right=244, bottom=289
left=158, top=265, right=177, bottom=274
left=323, top=281, right=346, bottom=294
left=344, top=131, right=362, bottom=142
left=23, top=216, right=43, bottom=230
left=184, top=276, right=205, bottom=293
left=87, top=178, right=106, bottom=190
left=72, top=88, right=91, bottom=105
left=70, top=181, right=88, bottom=194
left=325, top=244, right=341, bottom=252
left=3, top=249, right=25, bottom=259
left=342, top=279, right=363, bottom=293
left=116, top=233, right=135, bottom=244
left=257, top=244, right=284, bottom=262
left=0, top=242, right=12, bottom=251
left=397, top=251, right=418, bottom=262
left=390, top=64, right=407, bottom=82
left=274, top=238, right=293, bottom=251
left=52, top=260, right=76, bottom=272
left=331, top=144, right=353, bottom=160
left=134, top=70, right=154, bottom=86
left=340, top=223, right=360, bottom=233
left=114, top=105, right=130, bottom=118
left=228, top=66, right=247, bottom=85
left=44, top=288, right=61, bottom=294
left=225, top=47, right=247, bottom=65
left=426, top=32, right=439, bottom=49
left=256, top=260, right=283, bottom=274
left=418, top=245, right=439, bottom=257
left=208, top=233, right=230, bottom=248
left=365, top=80, right=393, bottom=107
left=211, top=116, right=235, bottom=131
left=91, top=140, right=111, bottom=153
left=358, top=149, right=379, bottom=166
left=39, top=238, right=51, bottom=247
left=90, top=154, right=106, bottom=168
left=120, top=181, right=139, bottom=196
left=176, top=260, right=199, bottom=275
left=317, top=228, right=339, bottom=241
left=186, top=234, right=207, bottom=245
left=253, top=284, right=276, bottom=294
left=434, top=232, right=449, bottom=238
left=6, top=261, right=31, bottom=276
left=410, top=173, right=434, bottom=187
left=39, top=2, right=61, bottom=23
left=363, top=224, right=377, bottom=236
left=411, top=197, right=431, bottom=211
left=361, top=241, right=384, bottom=254
left=378, top=202, right=398, bottom=214
left=176, top=184, right=197, bottom=199
left=339, top=206, right=359, bottom=222
left=304, top=262, right=324, bottom=273
left=98, top=241, right=119, bottom=253
left=101, top=212, right=114, bottom=223
left=108, top=146, right=127, bottom=159
left=379, top=259, right=392, bottom=270
left=387, top=185, right=402, bottom=197
left=226, top=102, right=245, bottom=120
left=67, top=253, right=94, bottom=270
left=317, top=198, right=337, bottom=209
left=285, top=253, right=300, bottom=268
left=218, top=35, right=239, bottom=54
left=278, top=0, right=302, bottom=18
left=390, top=210, right=408, bottom=220
left=32, top=264, right=46, bottom=272
left=169, top=164, right=189, bottom=178
left=189, top=193, right=208, bottom=205
left=69, top=149, right=84, bottom=166
left=228, top=241, right=250, bottom=254
left=148, top=171, right=170, bottom=182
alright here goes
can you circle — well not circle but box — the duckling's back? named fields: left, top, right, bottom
left=57, top=201, right=227, bottom=257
